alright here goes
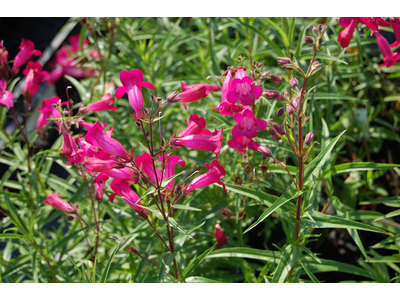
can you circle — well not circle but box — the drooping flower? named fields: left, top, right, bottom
left=358, top=17, right=390, bottom=31
left=228, top=136, right=259, bottom=153
left=0, top=80, right=14, bottom=108
left=373, top=31, right=400, bottom=68
left=232, top=109, right=267, bottom=139
left=22, top=61, right=49, bottom=98
left=44, top=193, right=78, bottom=214
left=337, top=17, right=358, bottom=48
left=178, top=113, right=212, bottom=137
left=61, top=131, right=85, bottom=165
left=37, top=96, right=61, bottom=128
left=183, top=160, right=226, bottom=194
left=84, top=157, right=125, bottom=173
left=135, top=152, right=162, bottom=185
left=95, top=173, right=109, bottom=201
left=101, top=167, right=138, bottom=183
left=79, top=93, right=118, bottom=113
left=12, top=38, right=42, bottom=72
left=226, top=69, right=263, bottom=105
left=171, top=128, right=223, bottom=158
left=85, top=121, right=129, bottom=159
left=158, top=155, right=185, bottom=193
left=115, top=69, right=154, bottom=118
left=109, top=179, right=146, bottom=213
left=175, top=84, right=208, bottom=109
left=181, top=81, right=220, bottom=95
left=390, top=17, right=400, bottom=48
left=215, top=224, right=228, bottom=249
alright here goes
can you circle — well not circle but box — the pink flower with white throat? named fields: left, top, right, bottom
left=232, top=109, right=267, bottom=139
left=115, top=69, right=154, bottom=119
left=183, top=160, right=226, bottom=194
left=228, top=136, right=259, bottom=153
left=178, top=113, right=212, bottom=137
left=226, top=68, right=262, bottom=106
left=373, top=31, right=400, bottom=68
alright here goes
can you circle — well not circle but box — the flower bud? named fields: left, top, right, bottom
left=264, top=90, right=282, bottom=100
left=258, top=146, right=272, bottom=158
left=166, top=91, right=181, bottom=103
left=277, top=107, right=285, bottom=117
left=305, top=36, right=314, bottom=44
left=156, top=97, right=162, bottom=102
left=292, top=96, right=299, bottom=109
left=269, top=127, right=277, bottom=135
left=269, top=74, right=282, bottom=84
left=312, top=25, right=318, bottom=35
left=272, top=122, right=285, bottom=135
left=305, top=132, right=314, bottom=146
left=272, top=134, right=281, bottom=141
left=278, top=94, right=285, bottom=101
left=289, top=77, right=298, bottom=88
left=286, top=103, right=295, bottom=114
left=277, top=57, right=292, bottom=65
left=304, top=116, right=311, bottom=123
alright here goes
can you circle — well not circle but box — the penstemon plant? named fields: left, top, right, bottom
left=1, top=17, right=400, bottom=283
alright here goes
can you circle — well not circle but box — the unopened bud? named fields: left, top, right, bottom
left=286, top=103, right=295, bottom=114
left=312, top=26, right=318, bottom=35
left=305, top=132, right=314, bottom=146
left=289, top=77, right=298, bottom=88
left=150, top=94, right=156, bottom=102
left=166, top=91, right=181, bottom=103
left=278, top=94, right=285, bottom=101
left=312, top=61, right=321, bottom=67
left=304, top=116, right=311, bottom=123
left=269, top=127, right=277, bottom=135
left=292, top=96, right=299, bottom=109
left=272, top=122, right=285, bottom=135
left=272, top=134, right=281, bottom=141
left=258, top=146, right=272, bottom=158
left=278, top=57, right=292, bottom=65
left=67, top=216, right=74, bottom=221
left=264, top=90, right=282, bottom=100
left=305, top=36, right=314, bottom=44
left=138, top=210, right=148, bottom=220
left=277, top=107, right=285, bottom=117
left=156, top=97, right=162, bottom=102
left=269, top=74, right=283, bottom=84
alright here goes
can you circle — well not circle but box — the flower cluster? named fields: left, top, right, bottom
left=337, top=17, right=400, bottom=68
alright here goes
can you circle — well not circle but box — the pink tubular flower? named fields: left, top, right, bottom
left=61, top=131, right=84, bottom=164
left=390, top=17, right=400, bottom=48
left=213, top=102, right=245, bottom=116
left=79, top=93, right=118, bottom=113
left=102, top=167, right=137, bottom=183
left=0, top=80, right=14, bottom=108
left=179, top=113, right=212, bottom=137
left=171, top=128, right=223, bottom=158
left=358, top=17, right=390, bottom=31
left=337, top=17, right=358, bottom=48
left=22, top=61, right=48, bottom=98
left=226, top=69, right=262, bottom=106
left=232, top=109, right=268, bottom=139
left=215, top=224, right=228, bottom=249
left=44, top=193, right=78, bottom=214
left=176, top=84, right=208, bottom=109
left=85, top=121, right=129, bottom=159
left=184, top=160, right=226, bottom=194
left=373, top=31, right=400, bottom=68
left=181, top=81, right=220, bottom=96
left=109, top=179, right=146, bottom=213
left=228, top=136, right=259, bottom=153
left=37, top=96, right=60, bottom=128
left=115, top=69, right=154, bottom=118
left=12, top=38, right=42, bottom=72
left=159, top=155, right=185, bottom=192
left=135, top=152, right=162, bottom=184
left=84, top=157, right=125, bottom=173
left=95, top=173, right=109, bottom=200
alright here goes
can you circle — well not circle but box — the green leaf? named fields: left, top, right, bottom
left=299, top=260, right=320, bottom=283
left=300, top=53, right=348, bottom=64
left=264, top=18, right=289, bottom=47
left=272, top=244, right=300, bottom=283
left=360, top=197, right=400, bottom=208
left=295, top=19, right=318, bottom=58
left=206, top=247, right=280, bottom=263
left=100, top=243, right=122, bottom=283
left=173, top=204, right=201, bottom=211
left=2, top=188, right=30, bottom=237
left=0, top=233, right=27, bottom=240
left=229, top=18, right=285, bottom=57
left=185, top=276, right=223, bottom=283
left=374, top=209, right=400, bottom=221
left=323, top=163, right=400, bottom=179
left=302, top=211, right=388, bottom=235
left=183, top=243, right=217, bottom=278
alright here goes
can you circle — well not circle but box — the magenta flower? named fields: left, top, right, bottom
left=215, top=224, right=228, bottom=249
left=390, top=17, right=400, bottom=48
left=109, top=179, right=146, bottom=213
left=159, top=155, right=185, bottom=192
left=115, top=69, right=154, bottom=118
left=373, top=31, right=400, bottom=68
left=12, top=38, right=42, bottom=72
left=228, top=136, right=259, bottom=153
left=181, top=81, right=220, bottom=96
left=176, top=84, right=208, bottom=109
left=102, top=167, right=137, bottom=183
left=135, top=152, right=162, bottom=184
left=171, top=128, right=223, bottom=158
left=179, top=113, right=212, bottom=137
left=184, top=160, right=226, bottom=194
left=337, top=17, right=358, bottom=48
left=0, top=80, right=14, bottom=108
left=84, top=157, right=125, bottom=173
left=85, top=121, right=129, bottom=159
left=61, top=131, right=85, bottom=165
left=44, top=193, right=78, bottom=214
left=226, top=69, right=262, bottom=106
left=358, top=17, right=390, bottom=31
left=22, top=61, right=48, bottom=98
left=95, top=173, right=109, bottom=200
left=80, top=93, right=118, bottom=113
left=37, top=96, right=60, bottom=128
left=232, top=109, right=268, bottom=139
left=213, top=102, right=245, bottom=116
